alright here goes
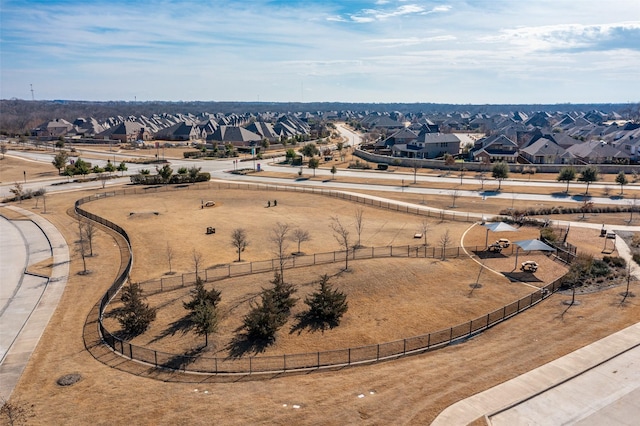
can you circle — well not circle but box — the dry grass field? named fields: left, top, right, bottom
left=2, top=152, right=640, bottom=425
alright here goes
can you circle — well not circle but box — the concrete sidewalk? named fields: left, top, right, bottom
left=0, top=205, right=69, bottom=400
left=431, top=323, right=640, bottom=425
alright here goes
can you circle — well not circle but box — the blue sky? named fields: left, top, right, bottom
left=1, top=0, right=639, bottom=104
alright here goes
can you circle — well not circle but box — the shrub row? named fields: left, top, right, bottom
left=500, top=205, right=632, bottom=217
left=130, top=173, right=210, bottom=185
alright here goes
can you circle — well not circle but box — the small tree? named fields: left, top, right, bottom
left=439, top=229, right=452, bottom=260
left=116, top=280, right=156, bottom=336
left=157, top=164, right=173, bottom=183
left=412, top=159, right=419, bottom=184
left=1, top=397, right=34, bottom=425
left=449, top=189, right=459, bottom=208
left=292, top=228, right=311, bottom=254
left=183, top=276, right=221, bottom=347
left=337, top=141, right=344, bottom=161
left=0, top=142, right=7, bottom=159
left=477, top=171, right=486, bottom=191
left=99, top=173, right=109, bottom=189
left=9, top=181, right=24, bottom=203
left=192, top=249, right=204, bottom=278
left=301, top=274, right=348, bottom=330
left=308, top=157, right=320, bottom=177
left=578, top=166, right=599, bottom=195
left=491, top=162, right=510, bottom=190
left=300, top=142, right=319, bottom=159
left=231, top=228, right=249, bottom=261
left=166, top=242, right=174, bottom=274
left=266, top=271, right=298, bottom=318
left=74, top=158, right=90, bottom=175
left=117, top=161, right=128, bottom=176
left=75, top=231, right=89, bottom=274
left=330, top=216, right=351, bottom=270
left=79, top=218, right=96, bottom=256
left=330, top=165, right=337, bottom=180
left=354, top=207, right=365, bottom=248
left=616, top=171, right=629, bottom=195
left=285, top=148, right=296, bottom=163
left=557, top=166, right=576, bottom=193
left=242, top=272, right=296, bottom=344
left=270, top=222, right=291, bottom=280
left=420, top=219, right=430, bottom=247
left=52, top=151, right=69, bottom=174
left=188, top=166, right=201, bottom=181
left=63, top=167, right=75, bottom=182
left=104, top=160, right=116, bottom=175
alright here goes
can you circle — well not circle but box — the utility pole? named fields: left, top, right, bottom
left=30, top=84, right=35, bottom=101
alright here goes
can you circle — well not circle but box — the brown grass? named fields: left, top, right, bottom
left=5, top=155, right=640, bottom=426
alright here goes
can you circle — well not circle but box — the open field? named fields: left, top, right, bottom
left=2, top=147, right=640, bottom=425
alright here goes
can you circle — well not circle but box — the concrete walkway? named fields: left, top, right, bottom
left=431, top=324, right=640, bottom=425
left=0, top=205, right=69, bottom=400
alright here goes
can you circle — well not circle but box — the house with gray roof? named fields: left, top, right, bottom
left=31, top=118, right=74, bottom=138
left=246, top=122, right=280, bottom=142
left=566, top=140, right=629, bottom=164
left=472, top=134, right=519, bottom=163
left=391, top=133, right=460, bottom=159
left=520, top=137, right=570, bottom=164
left=96, top=121, right=147, bottom=143
left=206, top=126, right=262, bottom=147
left=153, top=122, right=203, bottom=141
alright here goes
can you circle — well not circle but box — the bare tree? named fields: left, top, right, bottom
left=10, top=181, right=24, bottom=203
left=78, top=219, right=96, bottom=256
left=330, top=216, right=351, bottom=271
left=0, top=142, right=7, bottom=159
left=76, top=230, right=89, bottom=274
left=166, top=242, right=174, bottom=274
left=270, top=222, right=291, bottom=281
left=420, top=219, right=430, bottom=247
left=354, top=207, right=365, bottom=248
left=292, top=228, right=311, bottom=254
left=1, top=396, right=34, bottom=425
left=629, top=194, right=638, bottom=223
left=231, top=228, right=249, bottom=262
left=477, top=172, right=487, bottom=191
left=439, top=229, right=452, bottom=260
left=192, top=249, right=204, bottom=278
left=99, top=173, right=109, bottom=189
left=412, top=159, right=419, bottom=184
left=449, top=190, right=459, bottom=208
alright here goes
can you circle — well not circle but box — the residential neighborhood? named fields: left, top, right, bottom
left=19, top=105, right=640, bottom=167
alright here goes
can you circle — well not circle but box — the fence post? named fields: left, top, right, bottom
left=427, top=333, right=431, bottom=349
left=160, top=278, right=163, bottom=292
left=348, top=348, right=351, bottom=365
left=154, top=350, right=158, bottom=367
left=283, top=354, right=286, bottom=372
left=403, top=339, right=406, bottom=355
left=317, top=352, right=320, bottom=369
left=250, top=357, right=252, bottom=374
left=449, top=327, right=453, bottom=343
left=377, top=344, right=380, bottom=361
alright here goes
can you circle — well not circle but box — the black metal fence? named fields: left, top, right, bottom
left=138, top=244, right=484, bottom=296
left=97, top=279, right=561, bottom=374
left=74, top=185, right=564, bottom=376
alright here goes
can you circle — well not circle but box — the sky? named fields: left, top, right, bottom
left=1, top=0, right=639, bottom=104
